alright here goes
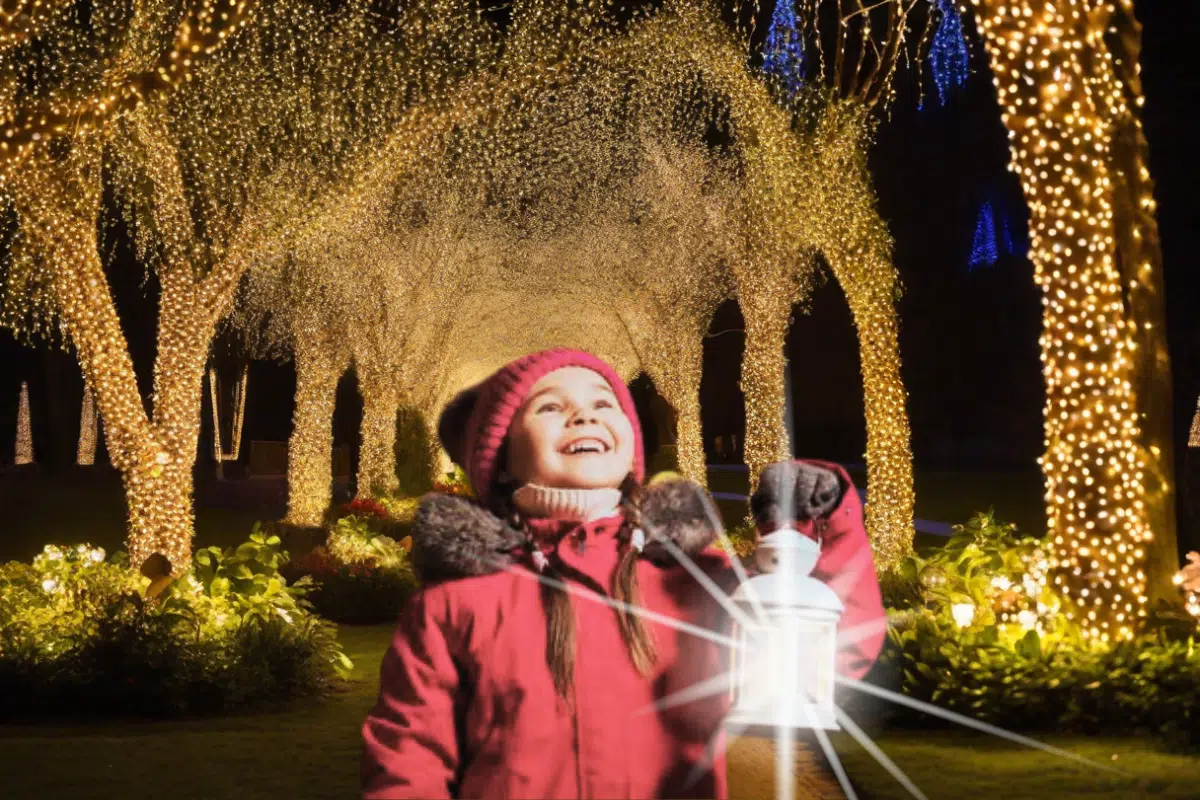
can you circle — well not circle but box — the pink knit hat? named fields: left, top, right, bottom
left=437, top=348, right=645, bottom=506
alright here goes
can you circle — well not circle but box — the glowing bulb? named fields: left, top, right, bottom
left=951, top=603, right=976, bottom=629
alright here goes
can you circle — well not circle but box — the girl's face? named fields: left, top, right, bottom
left=506, top=366, right=636, bottom=490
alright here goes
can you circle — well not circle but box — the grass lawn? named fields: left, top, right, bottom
left=1, top=624, right=1197, bottom=799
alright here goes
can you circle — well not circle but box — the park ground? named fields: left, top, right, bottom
left=2, top=469, right=1199, bottom=799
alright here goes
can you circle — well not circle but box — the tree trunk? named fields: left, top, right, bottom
left=27, top=168, right=201, bottom=571
left=648, top=334, right=708, bottom=488
left=357, top=385, right=399, bottom=498
left=1104, top=6, right=1179, bottom=608
left=737, top=288, right=792, bottom=497
left=122, top=452, right=196, bottom=574
left=424, top=409, right=455, bottom=484
left=125, top=274, right=213, bottom=572
left=286, top=336, right=343, bottom=526
left=844, top=288, right=915, bottom=571
left=807, top=107, right=915, bottom=572
left=971, top=0, right=1154, bottom=638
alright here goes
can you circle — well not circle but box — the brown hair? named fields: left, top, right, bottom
left=497, top=471, right=658, bottom=701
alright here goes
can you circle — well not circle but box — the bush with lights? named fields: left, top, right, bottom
left=878, top=512, right=1200, bottom=747
left=0, top=531, right=352, bottom=718
left=281, top=497, right=420, bottom=624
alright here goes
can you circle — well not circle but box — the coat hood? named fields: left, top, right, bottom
left=409, top=477, right=725, bottom=583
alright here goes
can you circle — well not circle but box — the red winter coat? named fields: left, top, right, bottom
left=362, top=468, right=884, bottom=799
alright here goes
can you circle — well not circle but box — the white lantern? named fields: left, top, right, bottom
left=727, top=527, right=844, bottom=730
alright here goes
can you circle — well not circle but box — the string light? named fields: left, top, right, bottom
left=207, top=364, right=247, bottom=463
left=763, top=0, right=806, bottom=99
left=237, top=0, right=922, bottom=567
left=1, top=0, right=421, bottom=570
left=969, top=0, right=1155, bottom=638
left=284, top=327, right=348, bottom=527
left=78, top=381, right=97, bottom=466
left=6, top=0, right=933, bottom=572
left=923, top=0, right=970, bottom=109
left=14, top=380, right=33, bottom=465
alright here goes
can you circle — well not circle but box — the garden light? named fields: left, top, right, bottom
left=727, top=527, right=843, bottom=730
left=951, top=602, right=975, bottom=629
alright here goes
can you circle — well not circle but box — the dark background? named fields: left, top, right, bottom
left=1, top=1, right=1196, bottom=549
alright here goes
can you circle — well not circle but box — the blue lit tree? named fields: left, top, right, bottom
left=968, top=200, right=1000, bottom=270
left=968, top=188, right=1030, bottom=270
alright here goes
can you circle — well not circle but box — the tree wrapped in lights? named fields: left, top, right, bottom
left=239, top=0, right=923, bottom=569
left=15, top=380, right=33, bottom=465
left=967, top=0, right=1178, bottom=636
left=288, top=315, right=351, bottom=527
left=1, top=0, right=427, bottom=571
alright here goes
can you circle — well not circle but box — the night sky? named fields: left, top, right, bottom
left=2, top=0, right=1197, bottom=548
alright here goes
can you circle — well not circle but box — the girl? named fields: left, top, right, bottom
left=362, top=347, right=884, bottom=799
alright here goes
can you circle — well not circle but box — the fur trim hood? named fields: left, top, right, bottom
left=410, top=477, right=724, bottom=583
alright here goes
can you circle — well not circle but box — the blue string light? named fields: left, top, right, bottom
left=763, top=0, right=805, bottom=100
left=923, top=0, right=969, bottom=110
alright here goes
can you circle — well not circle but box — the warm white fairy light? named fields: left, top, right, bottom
left=208, top=364, right=247, bottom=463
left=2, top=0, right=428, bottom=570
left=969, top=0, right=1156, bottom=639
left=284, top=325, right=348, bottom=527
left=8, top=0, right=932, bottom=570
left=15, top=380, right=33, bottom=465
left=1189, top=396, right=1200, bottom=449
left=248, top=2, right=921, bottom=570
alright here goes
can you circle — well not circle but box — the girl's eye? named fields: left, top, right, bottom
left=594, top=399, right=613, bottom=409
left=536, top=403, right=561, bottom=413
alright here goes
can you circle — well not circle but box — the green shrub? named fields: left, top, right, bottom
left=0, top=531, right=351, bottom=719
left=881, top=511, right=1200, bottom=748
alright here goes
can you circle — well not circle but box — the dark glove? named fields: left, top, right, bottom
left=750, top=460, right=843, bottom=529
left=638, top=477, right=722, bottom=567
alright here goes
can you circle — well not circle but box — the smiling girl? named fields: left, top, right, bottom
left=361, top=348, right=884, bottom=799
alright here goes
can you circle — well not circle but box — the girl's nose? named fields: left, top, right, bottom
left=569, top=410, right=598, bottom=425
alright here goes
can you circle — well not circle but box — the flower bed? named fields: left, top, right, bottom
left=0, top=531, right=351, bottom=718
left=281, top=499, right=420, bottom=624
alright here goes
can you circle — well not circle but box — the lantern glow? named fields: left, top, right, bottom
left=727, top=527, right=844, bottom=731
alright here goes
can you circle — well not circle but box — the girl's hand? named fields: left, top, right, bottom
left=750, top=460, right=843, bottom=527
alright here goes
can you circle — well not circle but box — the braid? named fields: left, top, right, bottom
left=512, top=509, right=577, bottom=702
left=613, top=474, right=657, bottom=675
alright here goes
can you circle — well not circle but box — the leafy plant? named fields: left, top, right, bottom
left=284, top=547, right=418, bottom=624
left=327, top=515, right=409, bottom=569
left=0, top=533, right=352, bottom=719
left=881, top=511, right=1200, bottom=748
